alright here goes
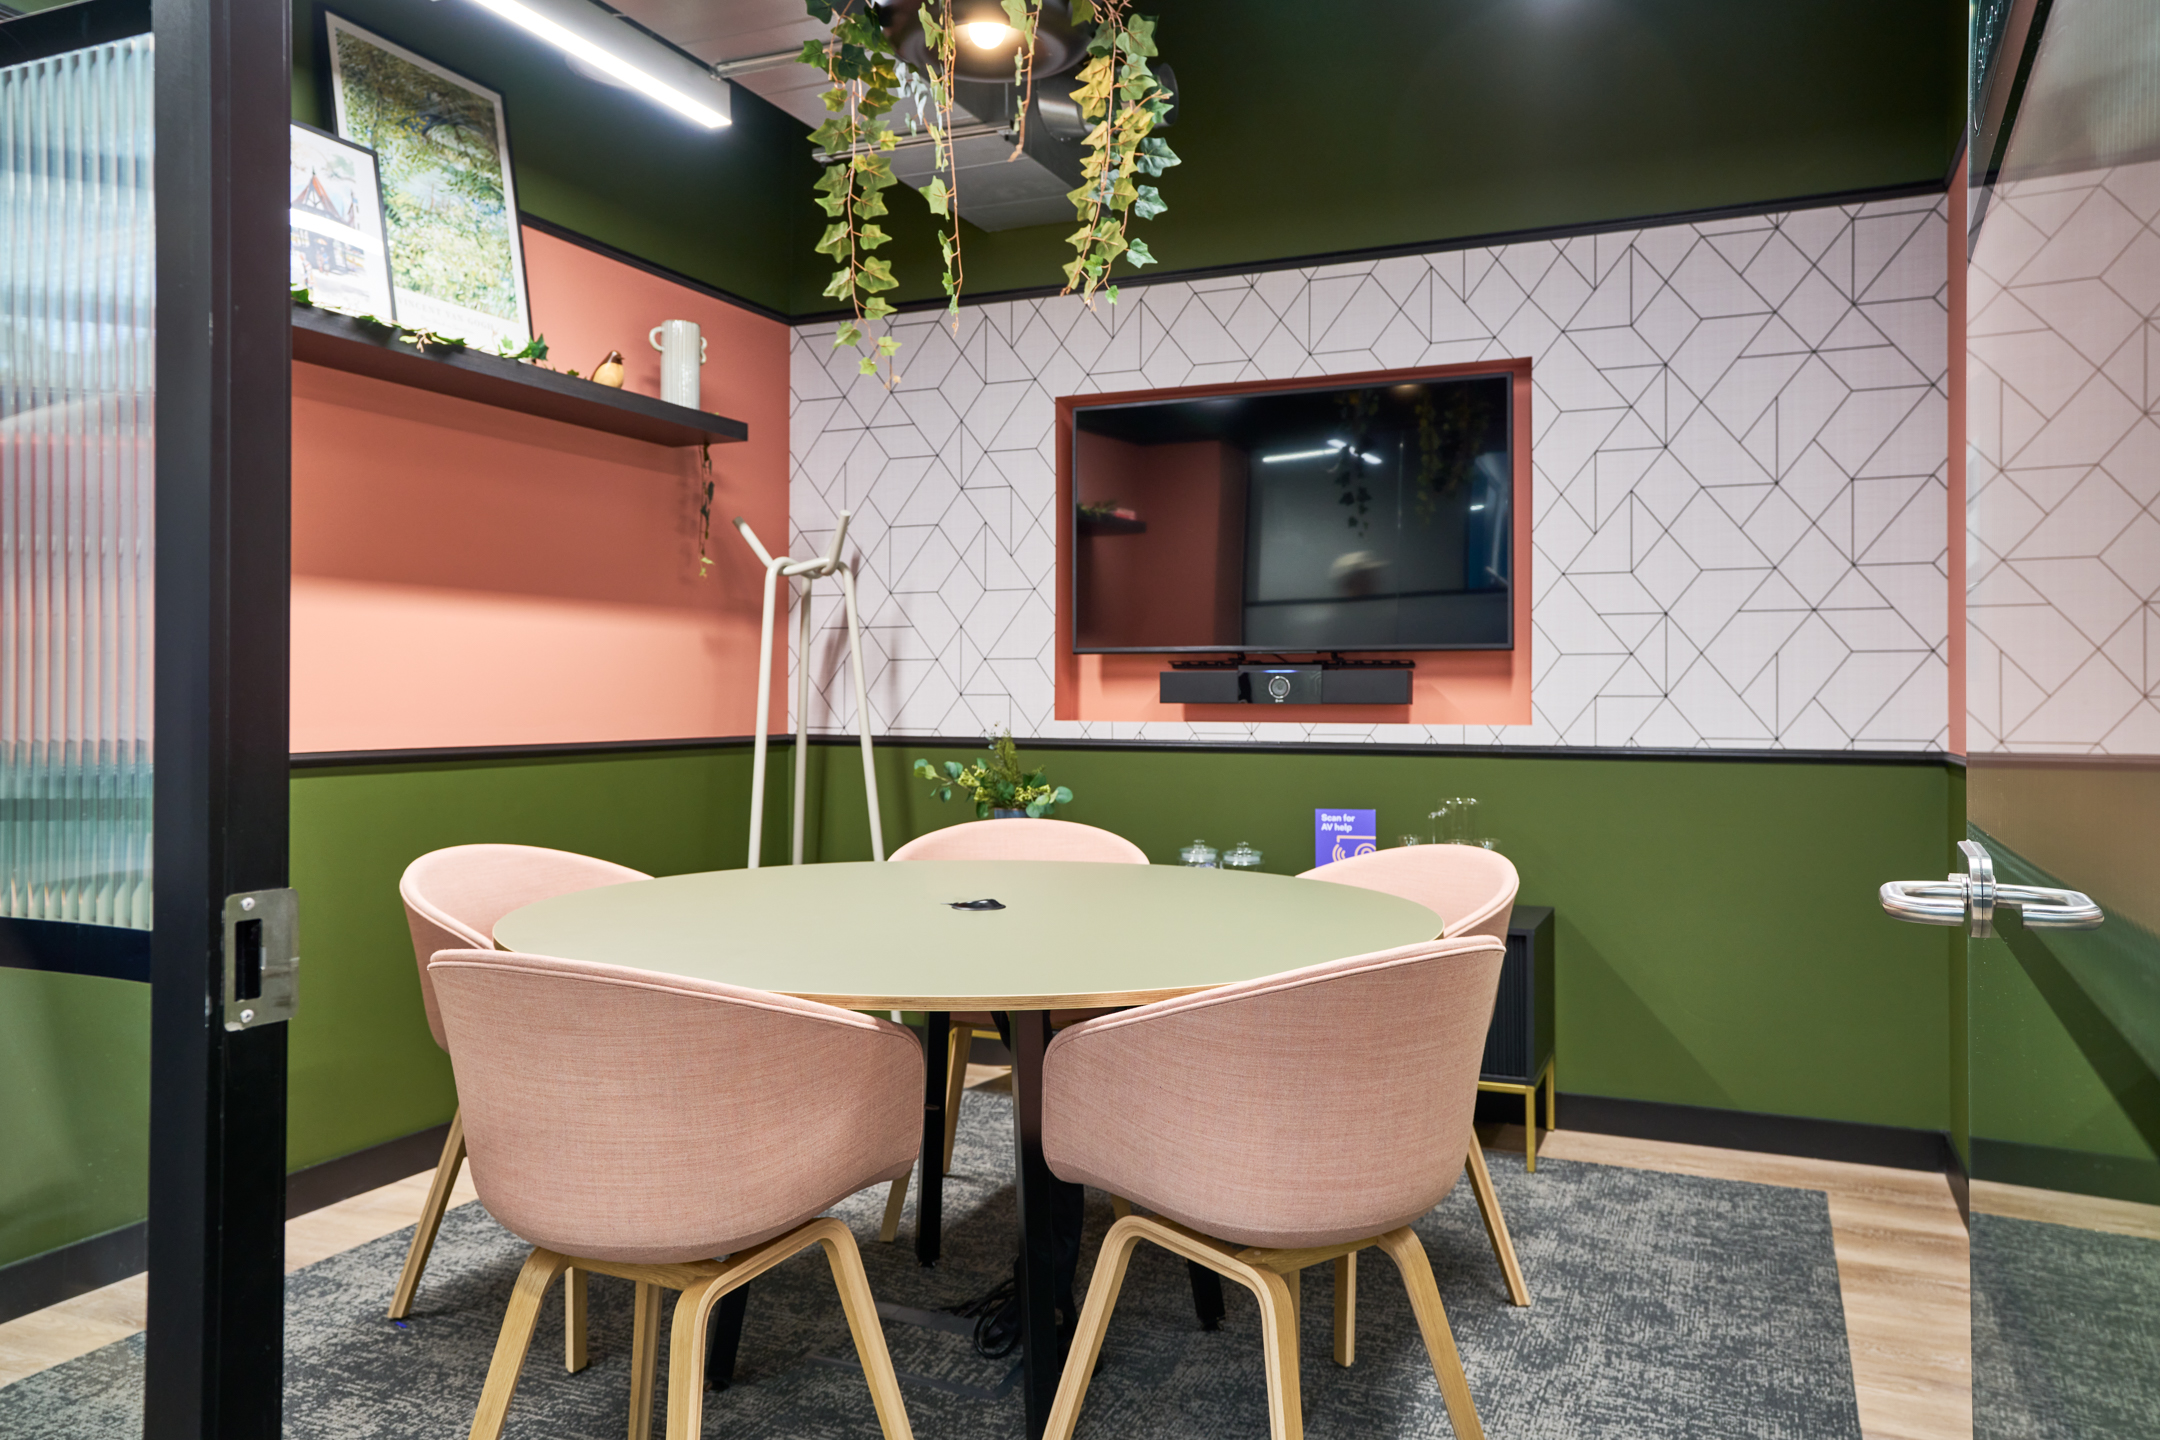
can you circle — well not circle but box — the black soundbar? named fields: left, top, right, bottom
left=1158, top=664, right=1413, bottom=705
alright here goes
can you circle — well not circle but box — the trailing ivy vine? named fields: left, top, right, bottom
left=798, top=0, right=1178, bottom=379
left=1062, top=0, right=1177, bottom=303
left=802, top=2, right=905, bottom=382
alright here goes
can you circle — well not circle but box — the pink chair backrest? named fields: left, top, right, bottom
left=1300, top=844, right=1519, bottom=942
left=429, top=949, right=922, bottom=1264
left=1042, top=936, right=1505, bottom=1249
left=399, top=844, right=650, bottom=1051
left=889, top=818, right=1148, bottom=864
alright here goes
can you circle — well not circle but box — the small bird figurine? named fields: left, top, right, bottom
left=591, top=350, right=626, bottom=388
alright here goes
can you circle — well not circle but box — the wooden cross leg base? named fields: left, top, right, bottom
left=1044, top=1212, right=1483, bottom=1440
left=465, top=1216, right=914, bottom=1440
left=388, top=1107, right=590, bottom=1373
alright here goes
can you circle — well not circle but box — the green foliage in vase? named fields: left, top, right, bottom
left=1062, top=0, right=1178, bottom=305
left=913, top=730, right=1074, bottom=818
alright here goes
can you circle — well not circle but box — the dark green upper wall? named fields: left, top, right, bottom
left=288, top=0, right=816, bottom=314
left=808, top=0, right=1968, bottom=310
left=277, top=0, right=1962, bottom=319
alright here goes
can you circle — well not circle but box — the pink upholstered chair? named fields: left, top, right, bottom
left=390, top=844, right=650, bottom=1335
left=430, top=948, right=920, bottom=1440
left=1039, top=936, right=1506, bottom=1440
left=882, top=818, right=1148, bottom=1237
left=1300, top=844, right=1533, bottom=1308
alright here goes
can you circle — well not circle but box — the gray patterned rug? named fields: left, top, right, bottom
left=0, top=1092, right=1861, bottom=1438
left=1973, top=1211, right=2160, bottom=1439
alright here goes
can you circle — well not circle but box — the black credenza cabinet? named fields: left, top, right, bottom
left=1481, top=905, right=1554, bottom=1087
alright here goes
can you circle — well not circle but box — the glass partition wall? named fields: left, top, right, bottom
left=1965, top=0, right=2160, bottom=1434
left=0, top=0, right=294, bottom=1435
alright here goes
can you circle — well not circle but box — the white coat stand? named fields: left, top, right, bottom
left=735, top=512, right=884, bottom=868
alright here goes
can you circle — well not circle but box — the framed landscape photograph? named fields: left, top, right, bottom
left=288, top=122, right=395, bottom=321
left=324, top=14, right=532, bottom=352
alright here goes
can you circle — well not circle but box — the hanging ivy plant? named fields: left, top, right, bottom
left=798, top=0, right=1178, bottom=378
left=1062, top=0, right=1177, bottom=304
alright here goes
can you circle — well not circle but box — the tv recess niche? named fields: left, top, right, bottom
left=1070, top=367, right=1516, bottom=706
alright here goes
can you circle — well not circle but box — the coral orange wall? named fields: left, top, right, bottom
left=1075, top=433, right=1246, bottom=648
left=290, top=227, right=789, bottom=752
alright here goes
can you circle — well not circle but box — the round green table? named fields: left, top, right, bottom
left=494, top=859, right=1443, bottom=1437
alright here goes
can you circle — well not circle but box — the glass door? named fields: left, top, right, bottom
left=1964, top=1, right=2160, bottom=1433
left=0, top=0, right=295, bottom=1434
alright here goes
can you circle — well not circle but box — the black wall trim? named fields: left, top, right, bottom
left=802, top=177, right=1952, bottom=324
left=0, top=1122, right=451, bottom=1338
left=0, top=1220, right=146, bottom=1329
left=0, top=1120, right=451, bottom=1328
left=0, top=917, right=153, bottom=983
left=517, top=212, right=793, bottom=326
left=292, top=734, right=1960, bottom=770
left=1555, top=1093, right=1957, bottom=1173
left=0, top=0, right=150, bottom=65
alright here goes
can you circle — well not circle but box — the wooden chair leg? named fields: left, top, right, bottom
left=942, top=1024, right=973, bottom=1174
left=1044, top=1215, right=1146, bottom=1440
left=1376, top=1227, right=1483, bottom=1440
left=1465, top=1138, right=1530, bottom=1307
left=664, top=1274, right=725, bottom=1440
left=627, top=1280, right=662, bottom=1440
left=389, top=1107, right=465, bottom=1320
left=879, top=1168, right=909, bottom=1244
left=467, top=1247, right=569, bottom=1440
left=1332, top=1251, right=1355, bottom=1367
left=1110, top=1195, right=1132, bottom=1221
left=1524, top=1088, right=1539, bottom=1172
left=1249, top=1263, right=1304, bottom=1440
left=564, top=1267, right=589, bottom=1371
left=813, top=1217, right=916, bottom=1439
left=1544, top=1060, right=1558, bottom=1133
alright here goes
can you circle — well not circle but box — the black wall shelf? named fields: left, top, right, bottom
left=291, top=306, right=749, bottom=449
left=1078, top=514, right=1147, bottom=536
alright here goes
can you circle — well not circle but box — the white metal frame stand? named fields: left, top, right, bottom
left=735, top=512, right=884, bottom=867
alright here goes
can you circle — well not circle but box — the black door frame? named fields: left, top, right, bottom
left=142, top=0, right=294, bottom=1432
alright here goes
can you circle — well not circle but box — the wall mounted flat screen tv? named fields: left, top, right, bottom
left=1072, top=372, right=1514, bottom=653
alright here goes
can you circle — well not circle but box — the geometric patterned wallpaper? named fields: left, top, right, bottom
left=788, top=194, right=1952, bottom=751
left=1967, top=160, right=2160, bottom=755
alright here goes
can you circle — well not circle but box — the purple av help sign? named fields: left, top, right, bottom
left=1315, top=809, right=1377, bottom=869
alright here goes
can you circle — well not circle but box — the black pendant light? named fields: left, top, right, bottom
left=886, top=0, right=1089, bottom=82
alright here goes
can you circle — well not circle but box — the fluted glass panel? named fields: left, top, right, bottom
left=0, top=37, right=154, bottom=929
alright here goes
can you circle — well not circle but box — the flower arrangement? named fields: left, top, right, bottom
left=914, top=730, right=1074, bottom=819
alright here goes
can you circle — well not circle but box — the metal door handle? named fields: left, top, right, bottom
left=1878, top=840, right=2101, bottom=936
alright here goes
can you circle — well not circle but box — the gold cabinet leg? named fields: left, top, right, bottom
left=942, top=1024, right=973, bottom=1175
left=1376, top=1228, right=1483, bottom=1440
left=390, top=1108, right=466, bottom=1320
left=1331, top=1251, right=1355, bottom=1367
left=467, top=1248, right=568, bottom=1440
left=627, top=1281, right=662, bottom=1440
left=564, top=1266, right=589, bottom=1372
left=1044, top=1216, right=1146, bottom=1440
left=879, top=1169, right=910, bottom=1244
left=1465, top=1138, right=1530, bottom=1307
left=814, top=1218, right=917, bottom=1439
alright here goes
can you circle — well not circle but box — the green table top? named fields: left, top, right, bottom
left=492, top=861, right=1444, bottom=1011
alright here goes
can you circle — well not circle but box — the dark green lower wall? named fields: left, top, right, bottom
left=807, top=742, right=1957, bottom=1131
left=2, top=740, right=1957, bottom=1273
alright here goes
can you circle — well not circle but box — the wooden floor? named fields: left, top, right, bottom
left=0, top=1082, right=1973, bottom=1439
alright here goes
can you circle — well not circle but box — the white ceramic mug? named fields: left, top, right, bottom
left=648, top=319, right=708, bottom=409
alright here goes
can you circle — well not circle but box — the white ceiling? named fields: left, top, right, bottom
left=608, top=0, right=836, bottom=130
